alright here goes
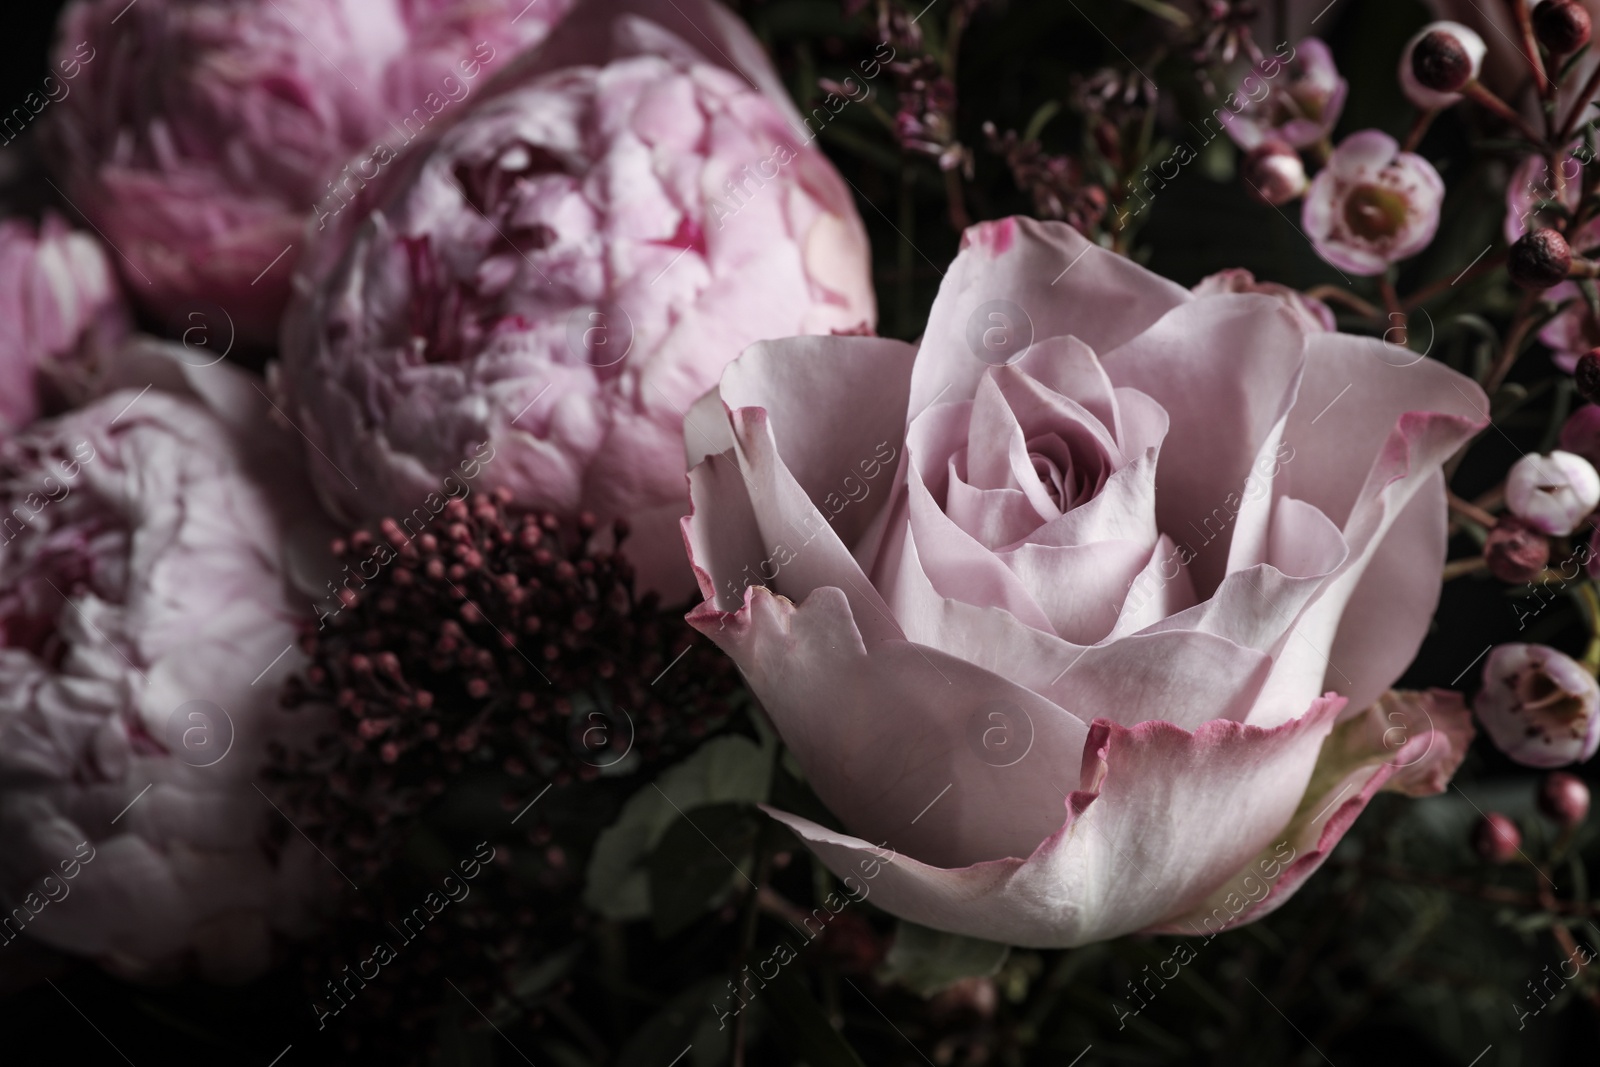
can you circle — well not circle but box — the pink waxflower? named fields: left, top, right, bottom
left=1191, top=268, right=1334, bottom=332
left=279, top=0, right=875, bottom=598
left=1398, top=21, right=1487, bottom=110
left=44, top=0, right=571, bottom=346
left=1476, top=644, right=1600, bottom=768
left=1505, top=450, right=1600, bottom=535
left=0, top=213, right=126, bottom=435
left=0, top=354, right=329, bottom=981
left=1505, top=151, right=1595, bottom=244
left=1539, top=283, right=1600, bottom=371
left=1303, top=130, right=1445, bottom=276
left=1220, top=38, right=1346, bottom=150
left=681, top=217, right=1484, bottom=947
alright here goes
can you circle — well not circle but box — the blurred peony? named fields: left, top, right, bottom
left=0, top=213, right=127, bottom=435
left=1219, top=38, right=1346, bottom=150
left=44, top=0, right=571, bottom=345
left=279, top=0, right=875, bottom=598
left=1504, top=449, right=1600, bottom=535
left=1303, top=130, right=1444, bottom=276
left=1191, top=268, right=1333, bottom=332
left=1476, top=644, right=1600, bottom=767
left=681, top=217, right=1482, bottom=946
left=0, top=354, right=328, bottom=981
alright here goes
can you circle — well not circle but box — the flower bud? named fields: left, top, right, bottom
left=1472, top=812, right=1522, bottom=863
left=1242, top=141, right=1308, bottom=205
left=1400, top=22, right=1487, bottom=108
left=1537, top=770, right=1591, bottom=828
left=1484, top=516, right=1550, bottom=582
left=1577, top=350, right=1600, bottom=405
left=1505, top=450, right=1600, bottom=535
left=1534, top=0, right=1592, bottom=55
left=1476, top=644, right=1600, bottom=767
left=1508, top=229, right=1573, bottom=290
left=1560, top=404, right=1600, bottom=469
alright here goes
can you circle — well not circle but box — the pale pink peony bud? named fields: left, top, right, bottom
left=1399, top=21, right=1487, bottom=109
left=1504, top=450, right=1600, bottom=535
left=278, top=0, right=875, bottom=598
left=1476, top=644, right=1600, bottom=768
left=1302, top=130, right=1444, bottom=275
left=0, top=213, right=127, bottom=434
left=44, top=0, right=571, bottom=345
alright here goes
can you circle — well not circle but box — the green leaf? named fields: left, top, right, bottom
left=617, top=978, right=733, bottom=1067
left=878, top=921, right=1012, bottom=997
left=763, top=966, right=867, bottom=1067
left=583, top=735, right=773, bottom=919
left=649, top=802, right=762, bottom=937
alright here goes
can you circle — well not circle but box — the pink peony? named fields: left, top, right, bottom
left=44, top=0, right=571, bottom=346
left=1303, top=130, right=1444, bottom=276
left=0, top=213, right=126, bottom=435
left=278, top=0, right=875, bottom=598
left=1219, top=38, right=1346, bottom=150
left=680, top=217, right=1484, bottom=946
left=1191, top=268, right=1334, bottom=332
left=0, top=354, right=328, bottom=981
left=1476, top=644, right=1600, bottom=768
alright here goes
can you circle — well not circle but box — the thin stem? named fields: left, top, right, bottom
left=1507, top=0, right=1552, bottom=99
left=1403, top=250, right=1508, bottom=310
left=1559, top=61, right=1600, bottom=143
left=1449, top=490, right=1499, bottom=528
left=1403, top=107, right=1439, bottom=153
left=1380, top=277, right=1406, bottom=346
left=1465, top=81, right=1550, bottom=147
left=1306, top=284, right=1382, bottom=319
left=1443, top=556, right=1489, bottom=580
left=1483, top=291, right=1541, bottom=394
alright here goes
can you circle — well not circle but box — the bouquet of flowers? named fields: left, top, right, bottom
left=0, top=0, right=1597, bottom=1064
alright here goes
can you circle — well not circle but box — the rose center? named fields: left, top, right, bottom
left=1030, top=452, right=1068, bottom=510
left=1343, top=184, right=1409, bottom=241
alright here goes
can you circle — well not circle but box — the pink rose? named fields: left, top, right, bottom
left=1191, top=268, right=1334, bottom=333
left=0, top=355, right=328, bottom=981
left=44, top=0, right=570, bottom=345
left=1303, top=130, right=1444, bottom=276
left=0, top=213, right=127, bottom=435
left=278, top=0, right=874, bottom=598
left=680, top=217, right=1484, bottom=946
left=1219, top=38, right=1346, bottom=150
